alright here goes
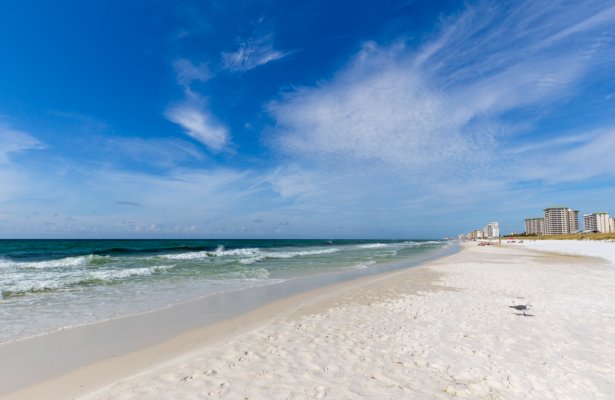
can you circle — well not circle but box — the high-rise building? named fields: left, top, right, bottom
left=544, top=207, right=579, bottom=235
left=584, top=214, right=596, bottom=232
left=524, top=217, right=544, bottom=235
left=583, top=212, right=614, bottom=233
left=472, top=230, right=484, bottom=239
left=483, top=222, right=500, bottom=238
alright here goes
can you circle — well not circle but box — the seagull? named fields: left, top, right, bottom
left=509, top=304, right=533, bottom=316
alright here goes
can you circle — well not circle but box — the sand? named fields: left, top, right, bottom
left=516, top=239, right=615, bottom=264
left=4, top=243, right=615, bottom=399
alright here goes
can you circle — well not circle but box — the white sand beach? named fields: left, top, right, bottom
left=5, top=243, right=615, bottom=400
left=517, top=239, right=615, bottom=264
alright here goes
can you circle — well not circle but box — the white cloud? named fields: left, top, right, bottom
left=0, top=126, right=44, bottom=164
left=222, top=34, right=289, bottom=72
left=0, top=125, right=45, bottom=203
left=165, top=103, right=229, bottom=152
left=168, top=56, right=230, bottom=151
left=516, top=129, right=615, bottom=183
left=268, top=0, right=615, bottom=187
left=173, top=58, right=210, bottom=87
left=102, top=136, right=206, bottom=167
left=269, top=48, right=479, bottom=173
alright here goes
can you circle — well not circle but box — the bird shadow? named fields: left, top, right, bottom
left=514, top=313, right=534, bottom=317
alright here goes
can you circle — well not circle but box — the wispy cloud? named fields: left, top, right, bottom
left=165, top=103, right=229, bottom=152
left=173, top=58, right=210, bottom=87
left=116, top=201, right=142, bottom=207
left=102, top=136, right=206, bottom=167
left=222, top=34, right=290, bottom=72
left=268, top=0, right=615, bottom=188
left=0, top=125, right=44, bottom=164
left=0, top=124, right=45, bottom=203
left=516, top=129, right=615, bottom=183
left=247, top=0, right=615, bottom=235
left=168, top=56, right=230, bottom=152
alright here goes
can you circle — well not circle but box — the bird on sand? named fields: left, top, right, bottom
left=509, top=304, right=532, bottom=316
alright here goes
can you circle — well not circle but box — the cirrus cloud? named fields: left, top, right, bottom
left=165, top=103, right=229, bottom=152
left=268, top=0, right=615, bottom=188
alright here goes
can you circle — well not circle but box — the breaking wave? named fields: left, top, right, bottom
left=0, top=254, right=112, bottom=270
left=1, top=265, right=175, bottom=299
left=238, top=248, right=340, bottom=264
left=357, top=243, right=389, bottom=249
left=161, top=246, right=340, bottom=264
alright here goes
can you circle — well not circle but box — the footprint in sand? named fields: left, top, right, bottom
left=218, top=382, right=230, bottom=396
left=312, top=385, right=327, bottom=398
left=207, top=382, right=230, bottom=397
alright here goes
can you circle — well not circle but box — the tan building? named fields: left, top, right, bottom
left=524, top=217, right=544, bottom=235
left=468, top=230, right=484, bottom=240
left=584, top=212, right=614, bottom=233
left=544, top=207, right=579, bottom=235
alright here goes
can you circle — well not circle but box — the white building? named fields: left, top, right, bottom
left=544, top=207, right=579, bottom=235
left=583, top=212, right=614, bottom=233
left=524, top=217, right=544, bottom=235
left=483, top=222, right=500, bottom=238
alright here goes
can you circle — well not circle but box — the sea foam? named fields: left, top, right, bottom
left=2, top=254, right=111, bottom=270
left=1, top=264, right=175, bottom=299
left=239, top=248, right=340, bottom=264
left=357, top=243, right=389, bottom=249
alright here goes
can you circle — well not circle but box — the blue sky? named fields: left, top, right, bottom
left=1, top=0, right=615, bottom=239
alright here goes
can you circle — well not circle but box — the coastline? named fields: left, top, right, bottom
left=4, top=242, right=615, bottom=399
left=0, top=243, right=456, bottom=399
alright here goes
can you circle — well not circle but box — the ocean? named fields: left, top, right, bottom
left=0, top=239, right=451, bottom=343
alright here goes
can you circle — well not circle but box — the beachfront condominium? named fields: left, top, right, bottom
left=544, top=207, right=579, bottom=235
left=524, top=217, right=544, bottom=235
left=468, top=230, right=484, bottom=240
left=483, top=222, right=500, bottom=238
left=583, top=212, right=614, bottom=233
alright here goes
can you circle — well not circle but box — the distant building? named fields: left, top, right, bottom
left=583, top=212, right=614, bottom=233
left=483, top=222, right=500, bottom=238
left=524, top=217, right=544, bottom=235
left=544, top=207, right=579, bottom=235
left=468, top=229, right=484, bottom=240
left=584, top=214, right=597, bottom=232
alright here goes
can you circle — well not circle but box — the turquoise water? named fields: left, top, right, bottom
left=0, top=239, right=449, bottom=343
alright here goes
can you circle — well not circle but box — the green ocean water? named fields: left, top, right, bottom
left=0, top=239, right=450, bottom=343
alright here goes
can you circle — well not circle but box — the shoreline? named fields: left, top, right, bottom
left=0, top=240, right=453, bottom=346
left=4, top=241, right=614, bottom=399
left=0, top=243, right=457, bottom=399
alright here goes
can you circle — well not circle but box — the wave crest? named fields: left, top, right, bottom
left=1, top=265, right=175, bottom=299
left=239, top=248, right=340, bottom=264
left=357, top=243, right=389, bottom=249
left=1, top=254, right=112, bottom=270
